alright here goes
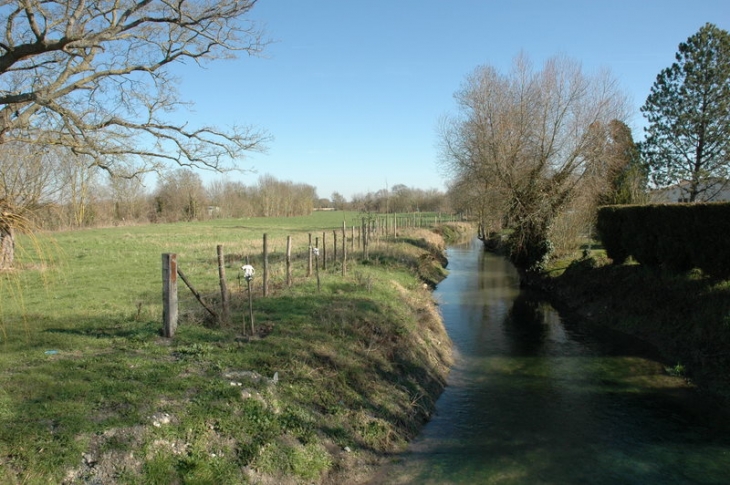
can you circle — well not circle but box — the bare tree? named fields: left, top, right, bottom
left=154, top=168, right=207, bottom=222
left=0, top=0, right=269, bottom=267
left=255, top=174, right=316, bottom=217
left=330, top=191, right=348, bottom=210
left=447, top=173, right=507, bottom=237
left=348, top=185, right=447, bottom=214
left=107, top=174, right=148, bottom=223
left=0, top=142, right=65, bottom=268
left=1, top=143, right=61, bottom=212
left=440, top=54, right=629, bottom=270
left=57, top=154, right=100, bottom=227
left=207, top=178, right=255, bottom=218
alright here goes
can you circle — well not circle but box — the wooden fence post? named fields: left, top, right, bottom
left=217, top=245, right=229, bottom=325
left=342, top=220, right=347, bottom=277
left=286, top=235, right=292, bottom=287
left=247, top=277, right=255, bottom=334
left=162, top=253, right=178, bottom=338
left=263, top=233, right=269, bottom=297
left=241, top=264, right=256, bottom=336
left=333, top=230, right=338, bottom=265
left=322, top=231, right=327, bottom=271
left=307, top=233, right=313, bottom=277
left=314, top=247, right=321, bottom=292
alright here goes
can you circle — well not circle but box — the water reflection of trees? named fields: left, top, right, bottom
left=503, top=291, right=550, bottom=356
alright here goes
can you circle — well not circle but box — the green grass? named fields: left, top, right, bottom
left=0, top=212, right=461, bottom=484
left=541, top=251, right=730, bottom=404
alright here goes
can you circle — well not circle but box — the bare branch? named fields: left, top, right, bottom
left=440, top=53, right=629, bottom=269
left=0, top=0, right=268, bottom=174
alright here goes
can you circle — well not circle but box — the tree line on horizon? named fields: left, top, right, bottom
left=1, top=161, right=450, bottom=231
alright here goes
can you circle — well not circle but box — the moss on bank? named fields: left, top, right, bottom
left=535, top=254, right=730, bottom=405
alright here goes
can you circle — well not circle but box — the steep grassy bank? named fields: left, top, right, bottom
left=0, top=216, right=470, bottom=484
left=538, top=254, right=730, bottom=404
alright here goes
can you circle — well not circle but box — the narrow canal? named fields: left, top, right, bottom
left=377, top=238, right=730, bottom=484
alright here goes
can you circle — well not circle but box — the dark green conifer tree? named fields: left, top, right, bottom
left=641, top=23, right=730, bottom=202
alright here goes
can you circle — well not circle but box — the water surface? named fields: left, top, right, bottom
left=378, top=239, right=730, bottom=484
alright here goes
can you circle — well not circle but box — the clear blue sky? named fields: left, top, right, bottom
left=169, top=0, right=729, bottom=201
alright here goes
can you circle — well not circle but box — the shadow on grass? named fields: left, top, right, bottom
left=549, top=260, right=730, bottom=400
left=1, top=280, right=449, bottom=483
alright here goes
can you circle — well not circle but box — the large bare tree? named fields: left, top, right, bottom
left=0, top=142, right=63, bottom=268
left=0, top=0, right=268, bottom=269
left=440, top=54, right=629, bottom=270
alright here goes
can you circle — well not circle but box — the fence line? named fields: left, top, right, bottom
left=161, top=213, right=462, bottom=337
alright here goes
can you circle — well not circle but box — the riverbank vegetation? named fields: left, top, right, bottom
left=438, top=23, right=730, bottom=407
left=0, top=213, right=471, bottom=484
left=534, top=248, right=730, bottom=407
left=441, top=23, right=729, bottom=276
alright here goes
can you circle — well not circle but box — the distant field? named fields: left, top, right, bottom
left=1, top=211, right=366, bottom=344
left=2, top=210, right=456, bottom=344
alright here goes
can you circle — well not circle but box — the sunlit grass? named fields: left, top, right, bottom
left=0, top=212, right=459, bottom=484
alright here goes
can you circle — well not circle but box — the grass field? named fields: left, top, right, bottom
left=2, top=211, right=360, bottom=339
left=0, top=212, right=462, bottom=484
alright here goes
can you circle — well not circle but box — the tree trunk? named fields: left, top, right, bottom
left=0, top=225, right=15, bottom=270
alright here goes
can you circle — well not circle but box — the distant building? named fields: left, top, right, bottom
left=650, top=178, right=730, bottom=203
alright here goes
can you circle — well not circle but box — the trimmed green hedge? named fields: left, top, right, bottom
left=596, top=203, right=730, bottom=278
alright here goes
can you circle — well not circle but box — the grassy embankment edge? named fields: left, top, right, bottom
left=0, top=217, right=472, bottom=485
left=530, top=251, right=730, bottom=406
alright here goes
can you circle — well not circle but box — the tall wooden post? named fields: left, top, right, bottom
left=246, top=278, right=255, bottom=335
left=263, top=233, right=269, bottom=297
left=314, top=247, right=321, bottom=292
left=307, top=233, right=313, bottom=277
left=162, top=253, right=178, bottom=338
left=342, top=221, right=347, bottom=277
left=217, top=245, right=229, bottom=325
left=241, top=263, right=256, bottom=335
left=322, top=231, right=327, bottom=271
left=286, top=235, right=292, bottom=287
left=333, top=230, right=338, bottom=265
